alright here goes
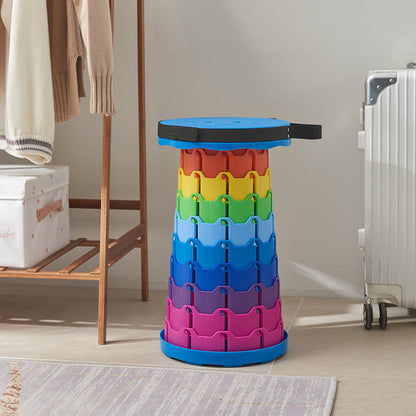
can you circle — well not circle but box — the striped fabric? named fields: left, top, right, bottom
left=0, top=360, right=337, bottom=416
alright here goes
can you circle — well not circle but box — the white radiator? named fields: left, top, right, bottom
left=359, top=68, right=416, bottom=310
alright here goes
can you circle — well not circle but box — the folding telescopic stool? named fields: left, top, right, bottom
left=158, top=117, right=321, bottom=366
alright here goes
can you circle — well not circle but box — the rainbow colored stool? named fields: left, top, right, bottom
left=158, top=117, right=321, bottom=366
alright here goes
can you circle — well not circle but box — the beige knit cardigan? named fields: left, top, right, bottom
left=47, top=0, right=116, bottom=123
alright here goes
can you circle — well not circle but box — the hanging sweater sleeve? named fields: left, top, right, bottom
left=72, top=0, right=116, bottom=115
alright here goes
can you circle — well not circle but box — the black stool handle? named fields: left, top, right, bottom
left=158, top=120, right=322, bottom=143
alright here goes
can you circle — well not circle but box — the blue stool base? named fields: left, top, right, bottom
left=160, top=329, right=288, bottom=367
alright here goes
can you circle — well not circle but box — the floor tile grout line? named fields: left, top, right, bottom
left=267, top=356, right=274, bottom=375
left=267, top=298, right=304, bottom=375
left=287, top=298, right=304, bottom=332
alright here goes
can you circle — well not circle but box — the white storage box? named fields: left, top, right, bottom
left=0, top=165, right=70, bottom=268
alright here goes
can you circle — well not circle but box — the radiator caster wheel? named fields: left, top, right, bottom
left=363, top=303, right=373, bottom=330
left=379, top=302, right=387, bottom=329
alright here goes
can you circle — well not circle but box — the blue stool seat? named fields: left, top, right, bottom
left=158, top=117, right=292, bottom=151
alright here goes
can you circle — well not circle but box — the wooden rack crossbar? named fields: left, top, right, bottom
left=0, top=0, right=149, bottom=345
left=69, top=199, right=141, bottom=210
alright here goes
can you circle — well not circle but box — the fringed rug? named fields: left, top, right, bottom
left=0, top=359, right=336, bottom=416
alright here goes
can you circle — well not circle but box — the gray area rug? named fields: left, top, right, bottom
left=0, top=359, right=336, bottom=415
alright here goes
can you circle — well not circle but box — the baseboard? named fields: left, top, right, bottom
left=0, top=279, right=362, bottom=299
left=280, top=288, right=362, bottom=299
left=149, top=283, right=362, bottom=299
left=149, top=281, right=170, bottom=291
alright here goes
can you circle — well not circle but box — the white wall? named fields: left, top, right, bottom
left=2, top=0, right=416, bottom=297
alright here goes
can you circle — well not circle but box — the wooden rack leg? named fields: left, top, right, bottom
left=138, top=0, right=149, bottom=301
left=98, top=114, right=112, bottom=345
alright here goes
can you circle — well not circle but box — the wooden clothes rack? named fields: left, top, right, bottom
left=0, top=0, right=149, bottom=345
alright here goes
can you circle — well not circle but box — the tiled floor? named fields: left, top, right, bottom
left=0, top=284, right=415, bottom=415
